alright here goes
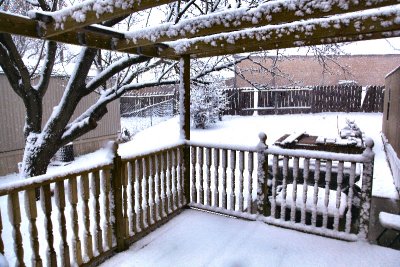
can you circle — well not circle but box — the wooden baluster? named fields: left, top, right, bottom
left=229, top=150, right=236, bottom=211
left=127, top=161, right=135, bottom=234
left=121, top=163, right=129, bottom=239
left=280, top=156, right=289, bottom=220
left=238, top=151, right=245, bottom=212
left=67, top=177, right=82, bottom=265
left=24, top=189, right=42, bottom=266
left=171, top=149, right=178, bottom=210
left=0, top=208, right=3, bottom=255
left=8, top=192, right=25, bottom=267
left=142, top=158, right=149, bottom=228
left=190, top=146, right=197, bottom=204
left=247, top=152, right=254, bottom=214
left=323, top=160, right=332, bottom=229
left=135, top=159, right=143, bottom=232
left=221, top=149, right=228, bottom=209
left=177, top=148, right=184, bottom=207
left=301, top=158, right=310, bottom=224
left=55, top=181, right=70, bottom=267
left=103, top=170, right=113, bottom=249
left=197, top=147, right=204, bottom=205
left=92, top=171, right=103, bottom=254
left=271, top=155, right=278, bottom=218
left=312, top=159, right=321, bottom=227
left=148, top=156, right=155, bottom=225
left=205, top=147, right=212, bottom=206
left=213, top=148, right=220, bottom=208
left=166, top=151, right=173, bottom=213
left=160, top=153, right=168, bottom=218
left=334, top=161, right=344, bottom=231
left=42, top=184, right=58, bottom=266
left=345, top=163, right=357, bottom=233
left=290, top=157, right=299, bottom=222
left=80, top=173, right=93, bottom=260
left=154, top=155, right=162, bottom=220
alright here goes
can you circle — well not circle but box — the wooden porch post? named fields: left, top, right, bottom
left=179, top=55, right=191, bottom=140
left=179, top=55, right=191, bottom=205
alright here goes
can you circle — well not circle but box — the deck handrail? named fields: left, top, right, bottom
left=0, top=134, right=376, bottom=266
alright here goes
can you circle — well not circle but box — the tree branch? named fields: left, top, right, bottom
left=85, top=55, right=151, bottom=94
left=0, top=33, right=31, bottom=98
left=34, top=41, right=58, bottom=96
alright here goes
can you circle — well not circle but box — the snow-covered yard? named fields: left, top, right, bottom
left=121, top=112, right=398, bottom=199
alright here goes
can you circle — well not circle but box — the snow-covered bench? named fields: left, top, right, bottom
left=377, top=212, right=400, bottom=247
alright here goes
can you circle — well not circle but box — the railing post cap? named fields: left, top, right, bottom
left=257, top=132, right=268, bottom=150
left=258, top=132, right=267, bottom=143
left=364, top=137, right=374, bottom=149
left=362, top=137, right=374, bottom=159
left=107, top=140, right=119, bottom=155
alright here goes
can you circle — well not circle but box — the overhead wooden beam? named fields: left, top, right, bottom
left=28, top=0, right=177, bottom=38
left=150, top=7, right=400, bottom=59
left=118, top=0, right=400, bottom=51
left=0, top=12, right=139, bottom=54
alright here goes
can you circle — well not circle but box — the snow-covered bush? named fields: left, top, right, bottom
left=190, top=82, right=228, bottom=129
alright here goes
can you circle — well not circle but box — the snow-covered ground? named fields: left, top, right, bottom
left=99, top=209, right=400, bottom=267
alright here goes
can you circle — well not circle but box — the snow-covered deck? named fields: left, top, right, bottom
left=99, top=209, right=400, bottom=267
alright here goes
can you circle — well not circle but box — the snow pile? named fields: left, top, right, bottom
left=274, top=184, right=348, bottom=217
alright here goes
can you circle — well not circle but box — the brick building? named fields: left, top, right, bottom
left=234, top=54, right=400, bottom=87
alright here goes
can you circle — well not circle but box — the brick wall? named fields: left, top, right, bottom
left=235, top=54, right=400, bottom=87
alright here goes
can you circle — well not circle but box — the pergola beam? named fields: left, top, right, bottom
left=28, top=0, right=177, bottom=38
left=149, top=7, right=400, bottom=59
left=118, top=0, right=400, bottom=51
left=0, top=12, right=138, bottom=54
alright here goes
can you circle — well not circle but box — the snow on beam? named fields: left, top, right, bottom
left=0, top=11, right=38, bottom=38
left=0, top=12, right=142, bottom=55
left=28, top=0, right=177, bottom=38
left=155, top=6, right=400, bottom=58
left=119, top=0, right=400, bottom=51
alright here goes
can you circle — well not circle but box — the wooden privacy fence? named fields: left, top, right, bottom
left=120, top=86, right=384, bottom=118
left=0, top=136, right=375, bottom=266
left=223, top=85, right=384, bottom=115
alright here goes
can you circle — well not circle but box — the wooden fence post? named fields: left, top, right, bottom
left=110, top=142, right=126, bottom=252
left=358, top=138, right=375, bottom=240
left=256, top=132, right=268, bottom=216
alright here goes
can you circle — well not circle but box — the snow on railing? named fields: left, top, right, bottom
left=258, top=133, right=375, bottom=241
left=187, top=133, right=375, bottom=241
left=0, top=156, right=115, bottom=266
left=0, top=134, right=376, bottom=266
left=118, top=143, right=187, bottom=246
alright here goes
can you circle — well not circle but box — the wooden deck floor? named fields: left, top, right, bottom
left=99, top=209, right=400, bottom=267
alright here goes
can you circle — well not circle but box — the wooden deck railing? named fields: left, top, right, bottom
left=0, top=135, right=375, bottom=266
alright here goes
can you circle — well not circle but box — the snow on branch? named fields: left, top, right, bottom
left=85, top=54, right=151, bottom=93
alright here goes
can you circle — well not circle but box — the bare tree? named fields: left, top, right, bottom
left=0, top=0, right=245, bottom=178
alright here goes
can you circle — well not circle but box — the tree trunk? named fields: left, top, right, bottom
left=20, top=133, right=58, bottom=178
